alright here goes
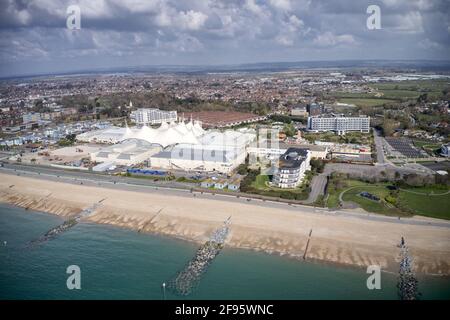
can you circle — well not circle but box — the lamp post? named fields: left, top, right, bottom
left=162, top=282, right=166, bottom=300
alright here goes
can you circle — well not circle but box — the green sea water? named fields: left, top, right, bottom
left=0, top=203, right=449, bottom=300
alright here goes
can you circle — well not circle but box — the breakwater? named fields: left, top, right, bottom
left=27, top=200, right=104, bottom=247
left=166, top=217, right=231, bottom=296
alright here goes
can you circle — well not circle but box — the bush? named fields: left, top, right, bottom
left=240, top=169, right=260, bottom=192
left=236, top=163, right=248, bottom=175
left=385, top=195, right=398, bottom=205
left=269, top=114, right=292, bottom=124
left=280, top=192, right=296, bottom=200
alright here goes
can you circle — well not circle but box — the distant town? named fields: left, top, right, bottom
left=0, top=66, right=449, bottom=219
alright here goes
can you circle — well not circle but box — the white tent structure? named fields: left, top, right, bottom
left=77, top=120, right=206, bottom=148
left=78, top=119, right=258, bottom=173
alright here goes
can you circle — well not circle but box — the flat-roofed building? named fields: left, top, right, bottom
left=307, top=103, right=323, bottom=116
left=130, top=108, right=177, bottom=125
left=248, top=142, right=328, bottom=160
left=150, top=144, right=246, bottom=174
left=291, top=106, right=308, bottom=117
left=307, top=116, right=370, bottom=134
left=90, top=139, right=162, bottom=167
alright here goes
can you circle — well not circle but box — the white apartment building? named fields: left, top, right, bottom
left=130, top=108, right=177, bottom=125
left=272, top=148, right=311, bottom=188
left=307, top=116, right=370, bottom=134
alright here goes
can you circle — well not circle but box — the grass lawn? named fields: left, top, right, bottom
left=342, top=185, right=408, bottom=217
left=412, top=140, right=442, bottom=155
left=303, top=131, right=373, bottom=145
left=397, top=187, right=450, bottom=220
left=249, top=174, right=311, bottom=200
left=325, top=178, right=450, bottom=219
left=251, top=174, right=270, bottom=189
left=326, top=179, right=367, bottom=209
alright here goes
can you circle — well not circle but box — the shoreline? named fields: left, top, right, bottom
left=1, top=172, right=449, bottom=275
left=3, top=201, right=449, bottom=281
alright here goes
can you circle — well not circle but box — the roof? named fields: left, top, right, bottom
left=77, top=121, right=205, bottom=148
left=152, top=146, right=238, bottom=163
left=279, top=142, right=327, bottom=152
left=278, top=148, right=309, bottom=170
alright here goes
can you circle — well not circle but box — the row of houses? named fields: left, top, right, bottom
left=1, top=120, right=112, bottom=148
left=200, top=175, right=243, bottom=191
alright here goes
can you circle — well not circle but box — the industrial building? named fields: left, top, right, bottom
left=149, top=130, right=255, bottom=174
left=90, top=139, right=162, bottom=168
left=272, top=148, right=311, bottom=188
left=307, top=116, right=370, bottom=134
left=130, top=108, right=177, bottom=125
left=150, top=145, right=245, bottom=174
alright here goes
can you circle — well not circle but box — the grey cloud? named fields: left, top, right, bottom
left=0, top=0, right=449, bottom=77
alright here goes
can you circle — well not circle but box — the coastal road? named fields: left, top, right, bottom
left=373, top=128, right=388, bottom=165
left=1, top=163, right=450, bottom=229
left=304, top=173, right=327, bottom=204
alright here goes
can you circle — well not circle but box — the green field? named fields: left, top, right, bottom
left=325, top=178, right=450, bottom=220
left=338, top=98, right=396, bottom=107
left=370, top=79, right=450, bottom=101
left=412, top=140, right=442, bottom=155
left=328, top=79, right=450, bottom=108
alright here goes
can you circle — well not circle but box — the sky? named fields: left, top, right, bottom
left=0, top=0, right=449, bottom=77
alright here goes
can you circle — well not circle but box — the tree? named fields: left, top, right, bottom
left=269, top=114, right=292, bottom=124
left=417, top=93, right=428, bottom=103
left=283, top=123, right=296, bottom=137
left=381, top=118, right=397, bottom=136
left=310, top=159, right=325, bottom=173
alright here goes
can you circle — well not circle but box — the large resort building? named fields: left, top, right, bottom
left=76, top=120, right=256, bottom=174
left=130, top=108, right=177, bottom=125
left=273, top=148, right=311, bottom=188
left=307, top=115, right=370, bottom=134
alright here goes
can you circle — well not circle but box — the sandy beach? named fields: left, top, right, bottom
left=1, top=172, right=449, bottom=275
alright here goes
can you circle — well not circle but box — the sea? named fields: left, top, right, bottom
left=0, top=203, right=449, bottom=300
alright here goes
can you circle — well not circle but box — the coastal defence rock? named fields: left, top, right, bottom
left=1, top=173, right=449, bottom=275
